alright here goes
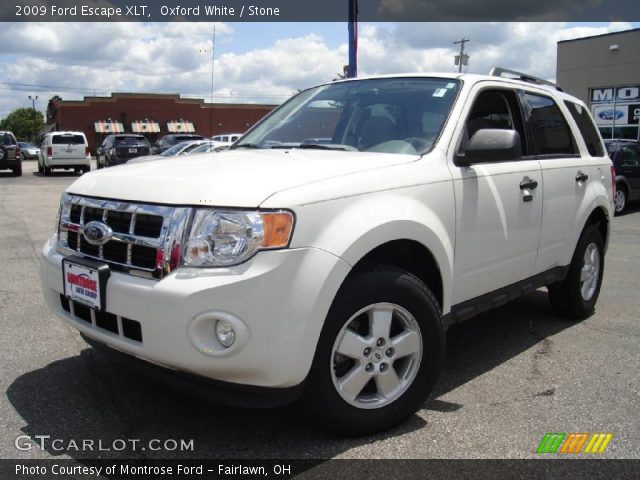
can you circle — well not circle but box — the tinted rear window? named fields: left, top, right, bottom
left=115, top=136, right=147, bottom=145
left=176, top=135, right=203, bottom=141
left=52, top=135, right=85, bottom=145
left=1, top=133, right=16, bottom=145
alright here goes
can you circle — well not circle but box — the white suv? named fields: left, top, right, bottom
left=38, top=131, right=91, bottom=175
left=40, top=69, right=613, bottom=435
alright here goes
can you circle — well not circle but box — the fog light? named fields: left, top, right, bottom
left=215, top=320, right=235, bottom=348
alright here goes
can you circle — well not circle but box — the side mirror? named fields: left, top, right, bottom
left=456, top=129, right=522, bottom=166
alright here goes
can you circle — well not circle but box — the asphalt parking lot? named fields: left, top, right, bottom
left=1, top=160, right=639, bottom=462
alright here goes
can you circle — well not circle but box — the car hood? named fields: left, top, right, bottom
left=67, top=149, right=418, bottom=207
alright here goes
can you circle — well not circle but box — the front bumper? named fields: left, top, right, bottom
left=40, top=234, right=349, bottom=390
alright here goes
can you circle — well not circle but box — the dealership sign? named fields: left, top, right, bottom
left=592, top=104, right=640, bottom=126
left=591, top=85, right=640, bottom=104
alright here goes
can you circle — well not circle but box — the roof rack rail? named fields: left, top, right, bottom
left=489, top=67, right=563, bottom=92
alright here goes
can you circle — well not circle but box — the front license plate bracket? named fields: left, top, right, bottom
left=62, top=255, right=110, bottom=311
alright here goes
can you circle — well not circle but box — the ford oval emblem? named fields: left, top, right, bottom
left=83, top=221, right=113, bottom=246
left=597, top=110, right=624, bottom=120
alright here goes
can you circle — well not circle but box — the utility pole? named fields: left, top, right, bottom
left=210, top=25, right=216, bottom=137
left=453, top=38, right=470, bottom=73
left=28, top=95, right=38, bottom=143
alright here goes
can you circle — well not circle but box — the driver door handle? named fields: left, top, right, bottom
left=519, top=177, right=538, bottom=190
left=575, top=171, right=589, bottom=182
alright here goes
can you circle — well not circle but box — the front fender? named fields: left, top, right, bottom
left=288, top=183, right=456, bottom=313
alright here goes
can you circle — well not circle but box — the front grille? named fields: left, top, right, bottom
left=61, top=294, right=143, bottom=343
left=57, top=194, right=191, bottom=279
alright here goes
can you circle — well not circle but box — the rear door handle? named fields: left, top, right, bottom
left=576, top=171, right=589, bottom=182
left=519, top=177, right=538, bottom=190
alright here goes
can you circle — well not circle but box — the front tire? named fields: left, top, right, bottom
left=301, top=265, right=444, bottom=436
left=548, top=225, right=604, bottom=319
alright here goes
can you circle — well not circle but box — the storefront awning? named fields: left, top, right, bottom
left=94, top=121, right=124, bottom=133
left=167, top=121, right=195, bottom=133
left=131, top=121, right=161, bottom=133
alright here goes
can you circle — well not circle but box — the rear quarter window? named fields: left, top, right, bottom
left=52, top=135, right=85, bottom=145
left=564, top=101, right=605, bottom=157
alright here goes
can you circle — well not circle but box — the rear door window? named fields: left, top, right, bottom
left=563, top=101, right=604, bottom=157
left=522, top=93, right=577, bottom=157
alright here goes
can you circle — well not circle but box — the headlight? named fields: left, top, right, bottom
left=56, top=194, right=72, bottom=236
left=182, top=209, right=294, bottom=267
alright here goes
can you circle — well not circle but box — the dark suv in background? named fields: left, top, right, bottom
left=96, top=134, right=151, bottom=168
left=154, top=134, right=203, bottom=154
left=0, top=131, right=21, bottom=176
left=605, top=139, right=640, bottom=214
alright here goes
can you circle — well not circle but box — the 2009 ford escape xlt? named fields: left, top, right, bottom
left=40, top=68, right=613, bottom=435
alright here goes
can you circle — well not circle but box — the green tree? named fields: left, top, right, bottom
left=0, top=107, right=45, bottom=142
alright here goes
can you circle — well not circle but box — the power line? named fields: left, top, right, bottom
left=0, top=83, right=291, bottom=101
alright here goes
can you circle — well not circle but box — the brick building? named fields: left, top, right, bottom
left=45, top=93, right=277, bottom=152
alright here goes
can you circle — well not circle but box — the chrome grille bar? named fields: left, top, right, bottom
left=57, top=194, right=191, bottom=279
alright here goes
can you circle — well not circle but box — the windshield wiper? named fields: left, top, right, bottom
left=231, top=143, right=262, bottom=149
left=297, top=143, right=354, bottom=151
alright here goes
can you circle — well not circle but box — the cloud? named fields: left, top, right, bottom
left=0, top=21, right=635, bottom=119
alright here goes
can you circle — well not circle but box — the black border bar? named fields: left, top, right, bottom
left=6, top=0, right=640, bottom=22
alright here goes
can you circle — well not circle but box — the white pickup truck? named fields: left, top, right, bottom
left=40, top=68, right=613, bottom=435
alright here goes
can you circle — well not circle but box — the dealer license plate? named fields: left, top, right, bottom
left=129, top=148, right=137, bottom=153
left=63, top=260, right=102, bottom=310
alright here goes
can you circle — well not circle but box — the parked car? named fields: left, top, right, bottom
left=38, top=131, right=91, bottom=175
left=186, top=142, right=220, bottom=155
left=41, top=68, right=613, bottom=436
left=604, top=139, right=640, bottom=214
left=128, top=140, right=211, bottom=164
left=211, top=133, right=243, bottom=146
left=0, top=131, right=21, bottom=176
left=154, top=134, right=204, bottom=154
left=17, top=142, right=40, bottom=160
left=96, top=134, right=151, bottom=169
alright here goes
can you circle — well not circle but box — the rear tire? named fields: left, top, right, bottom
left=43, top=165, right=51, bottom=176
left=13, top=164, right=22, bottom=176
left=301, top=265, right=444, bottom=436
left=83, top=165, right=90, bottom=174
left=614, top=185, right=627, bottom=215
left=548, top=224, right=604, bottom=319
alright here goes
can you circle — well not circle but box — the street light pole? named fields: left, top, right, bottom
left=28, top=95, right=38, bottom=143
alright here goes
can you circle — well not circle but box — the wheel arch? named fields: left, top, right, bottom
left=348, top=239, right=444, bottom=314
left=560, top=203, right=611, bottom=267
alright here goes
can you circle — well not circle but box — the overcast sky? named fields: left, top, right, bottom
left=0, top=21, right=636, bottom=119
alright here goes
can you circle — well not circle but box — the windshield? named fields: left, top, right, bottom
left=188, top=143, right=216, bottom=154
left=234, top=77, right=460, bottom=155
